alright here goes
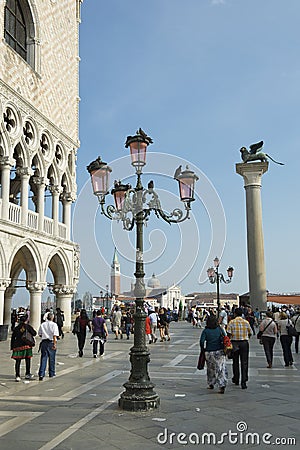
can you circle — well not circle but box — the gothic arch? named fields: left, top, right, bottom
left=46, top=248, right=72, bottom=286
left=8, top=239, right=43, bottom=287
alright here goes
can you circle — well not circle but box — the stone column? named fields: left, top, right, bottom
left=236, top=162, right=269, bottom=311
left=27, top=282, right=46, bottom=331
left=31, top=176, right=46, bottom=231
left=17, top=167, right=33, bottom=226
left=60, top=192, right=73, bottom=240
left=53, top=285, right=76, bottom=332
left=4, top=287, right=16, bottom=325
left=0, top=156, right=13, bottom=220
left=0, top=279, right=11, bottom=325
left=49, top=185, right=61, bottom=237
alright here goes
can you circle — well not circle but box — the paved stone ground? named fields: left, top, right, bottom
left=0, top=321, right=299, bottom=449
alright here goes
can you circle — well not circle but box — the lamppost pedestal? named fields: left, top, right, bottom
left=118, top=307, right=160, bottom=410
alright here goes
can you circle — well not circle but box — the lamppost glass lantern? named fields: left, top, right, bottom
left=207, top=267, right=216, bottom=283
left=111, top=182, right=131, bottom=212
left=214, top=257, right=220, bottom=268
left=125, top=128, right=153, bottom=173
left=176, top=166, right=199, bottom=203
left=86, top=157, right=112, bottom=201
left=227, top=266, right=234, bottom=279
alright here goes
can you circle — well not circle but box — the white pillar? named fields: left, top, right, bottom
left=0, top=280, right=11, bottom=325
left=53, top=285, right=76, bottom=332
left=236, top=162, right=269, bottom=311
left=32, top=176, right=46, bottom=231
left=17, top=167, right=32, bottom=226
left=61, top=192, right=73, bottom=240
left=49, top=185, right=61, bottom=237
left=0, top=157, right=13, bottom=220
left=28, top=282, right=46, bottom=332
left=4, top=287, right=16, bottom=325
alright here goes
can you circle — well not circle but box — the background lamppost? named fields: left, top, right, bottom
left=87, top=128, right=198, bottom=411
left=104, top=283, right=112, bottom=314
left=99, top=286, right=112, bottom=314
left=207, top=257, right=234, bottom=318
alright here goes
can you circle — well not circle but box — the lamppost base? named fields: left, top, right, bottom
left=118, top=382, right=160, bottom=411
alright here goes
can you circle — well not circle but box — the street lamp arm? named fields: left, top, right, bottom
left=218, top=273, right=233, bottom=284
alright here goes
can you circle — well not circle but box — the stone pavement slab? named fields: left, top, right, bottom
left=0, top=321, right=299, bottom=449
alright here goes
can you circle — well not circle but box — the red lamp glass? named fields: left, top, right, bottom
left=87, top=157, right=112, bottom=199
left=125, top=128, right=153, bottom=172
left=111, top=182, right=131, bottom=212
left=176, top=166, right=199, bottom=203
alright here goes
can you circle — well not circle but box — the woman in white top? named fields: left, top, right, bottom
left=259, top=311, right=277, bottom=368
left=277, top=312, right=293, bottom=367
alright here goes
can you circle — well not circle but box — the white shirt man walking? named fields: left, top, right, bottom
left=38, top=313, right=59, bottom=380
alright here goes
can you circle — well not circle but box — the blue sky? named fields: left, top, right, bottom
left=74, top=0, right=300, bottom=300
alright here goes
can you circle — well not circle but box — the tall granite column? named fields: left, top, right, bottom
left=236, top=162, right=269, bottom=311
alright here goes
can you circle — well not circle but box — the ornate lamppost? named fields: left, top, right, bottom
left=87, top=128, right=198, bottom=411
left=207, top=257, right=234, bottom=318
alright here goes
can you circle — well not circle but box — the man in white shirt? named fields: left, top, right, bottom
left=38, top=313, right=59, bottom=380
left=219, top=307, right=228, bottom=331
left=149, top=309, right=158, bottom=343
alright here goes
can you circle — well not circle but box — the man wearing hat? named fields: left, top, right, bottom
left=227, top=307, right=252, bottom=389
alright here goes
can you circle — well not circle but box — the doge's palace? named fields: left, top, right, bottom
left=0, top=0, right=82, bottom=333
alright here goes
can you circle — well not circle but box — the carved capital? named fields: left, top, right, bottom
left=52, top=284, right=77, bottom=296
left=48, top=184, right=62, bottom=195
left=27, top=281, right=47, bottom=293
left=236, top=162, right=269, bottom=188
left=60, top=191, right=75, bottom=203
left=0, top=278, right=11, bottom=290
left=31, top=176, right=45, bottom=186
left=16, top=167, right=33, bottom=178
left=0, top=156, right=14, bottom=168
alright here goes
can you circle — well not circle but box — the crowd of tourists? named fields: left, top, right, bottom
left=8, top=300, right=300, bottom=389
left=195, top=303, right=300, bottom=395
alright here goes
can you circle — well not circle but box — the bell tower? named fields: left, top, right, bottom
left=111, top=248, right=120, bottom=296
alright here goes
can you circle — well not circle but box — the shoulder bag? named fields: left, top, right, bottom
left=21, top=327, right=35, bottom=347
left=286, top=319, right=298, bottom=337
left=257, top=319, right=273, bottom=343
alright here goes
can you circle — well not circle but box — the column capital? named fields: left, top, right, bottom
left=16, top=167, right=34, bottom=177
left=236, top=162, right=269, bottom=187
left=60, top=191, right=76, bottom=203
left=31, top=176, right=45, bottom=186
left=27, top=281, right=47, bottom=293
left=0, top=156, right=14, bottom=167
left=48, top=184, right=62, bottom=195
left=0, top=278, right=11, bottom=290
left=52, top=284, right=77, bottom=296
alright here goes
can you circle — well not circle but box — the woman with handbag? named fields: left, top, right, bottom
left=200, top=315, right=227, bottom=394
left=73, top=309, right=91, bottom=357
left=258, top=311, right=277, bottom=368
left=277, top=311, right=293, bottom=367
left=11, top=315, right=36, bottom=381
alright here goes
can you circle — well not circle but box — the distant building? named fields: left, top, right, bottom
left=186, top=292, right=239, bottom=310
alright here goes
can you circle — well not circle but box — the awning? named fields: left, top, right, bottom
left=267, top=295, right=300, bottom=305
